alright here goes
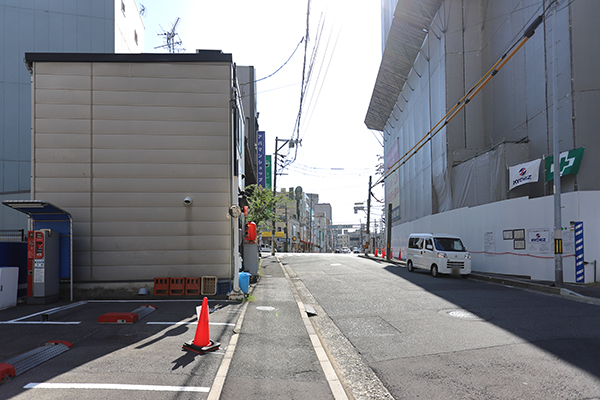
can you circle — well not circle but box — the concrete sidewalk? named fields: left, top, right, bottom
left=213, top=255, right=347, bottom=400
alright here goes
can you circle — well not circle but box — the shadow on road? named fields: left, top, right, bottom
left=382, top=263, right=600, bottom=378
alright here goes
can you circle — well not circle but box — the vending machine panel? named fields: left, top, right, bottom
left=27, top=229, right=60, bottom=304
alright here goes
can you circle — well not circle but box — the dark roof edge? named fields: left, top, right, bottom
left=24, top=51, right=233, bottom=64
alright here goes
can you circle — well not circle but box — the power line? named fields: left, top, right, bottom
left=241, top=37, right=304, bottom=86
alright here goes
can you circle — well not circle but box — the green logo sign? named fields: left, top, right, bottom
left=545, top=147, right=585, bottom=182
left=265, top=155, right=272, bottom=189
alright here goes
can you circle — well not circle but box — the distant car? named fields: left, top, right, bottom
left=352, top=248, right=360, bottom=253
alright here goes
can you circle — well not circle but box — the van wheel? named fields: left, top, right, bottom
left=430, top=265, right=438, bottom=277
left=407, top=260, right=414, bottom=272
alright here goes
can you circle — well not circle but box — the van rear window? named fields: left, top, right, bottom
left=434, top=237, right=466, bottom=252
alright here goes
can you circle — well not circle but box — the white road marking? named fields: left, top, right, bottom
left=24, top=382, right=210, bottom=392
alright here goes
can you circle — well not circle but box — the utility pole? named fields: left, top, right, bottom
left=271, top=137, right=279, bottom=256
left=365, top=176, right=372, bottom=255
left=551, top=1, right=563, bottom=287
left=271, top=137, right=299, bottom=255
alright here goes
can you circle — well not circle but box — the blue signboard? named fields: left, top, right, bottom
left=257, top=131, right=266, bottom=188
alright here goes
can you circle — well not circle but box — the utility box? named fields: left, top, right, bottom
left=0, top=267, right=19, bottom=310
left=242, top=243, right=259, bottom=276
left=27, top=229, right=60, bottom=304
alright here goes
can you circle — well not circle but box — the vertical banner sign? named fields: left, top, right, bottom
left=257, top=131, right=266, bottom=188
left=265, top=155, right=272, bottom=190
left=575, top=222, right=584, bottom=283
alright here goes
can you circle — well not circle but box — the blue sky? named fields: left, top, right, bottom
left=139, top=0, right=384, bottom=226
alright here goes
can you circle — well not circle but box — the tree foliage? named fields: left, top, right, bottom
left=245, top=184, right=278, bottom=231
left=245, top=184, right=295, bottom=232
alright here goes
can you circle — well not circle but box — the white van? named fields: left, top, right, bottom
left=406, top=233, right=471, bottom=277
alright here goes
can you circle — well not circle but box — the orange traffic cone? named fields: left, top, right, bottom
left=183, top=297, right=220, bottom=353
left=374, top=248, right=378, bottom=257
left=382, top=249, right=386, bottom=258
left=390, top=249, right=393, bottom=258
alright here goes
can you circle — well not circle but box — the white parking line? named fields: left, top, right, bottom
left=0, top=321, right=80, bottom=325
left=5, top=302, right=87, bottom=323
left=146, top=321, right=235, bottom=326
left=24, top=382, right=210, bottom=392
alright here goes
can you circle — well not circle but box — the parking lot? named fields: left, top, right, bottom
left=0, top=299, right=243, bottom=399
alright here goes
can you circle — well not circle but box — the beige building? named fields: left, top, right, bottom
left=24, top=52, right=251, bottom=288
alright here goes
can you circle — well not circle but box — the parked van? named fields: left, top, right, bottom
left=406, top=233, right=471, bottom=277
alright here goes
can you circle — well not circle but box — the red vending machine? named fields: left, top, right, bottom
left=27, top=229, right=60, bottom=304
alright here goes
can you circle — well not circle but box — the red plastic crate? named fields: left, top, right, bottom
left=185, top=277, right=201, bottom=295
left=153, top=277, right=170, bottom=295
left=169, top=278, right=185, bottom=295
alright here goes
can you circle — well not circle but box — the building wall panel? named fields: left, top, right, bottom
left=35, top=134, right=92, bottom=149
left=92, top=192, right=229, bottom=208
left=32, top=59, right=235, bottom=283
left=92, top=90, right=227, bottom=108
left=92, top=207, right=228, bottom=222
left=92, top=235, right=231, bottom=252
left=92, top=164, right=228, bottom=179
left=91, top=221, right=232, bottom=237
left=92, top=119, right=228, bottom=136
left=93, top=62, right=230, bottom=80
left=92, top=134, right=227, bottom=150
left=91, top=105, right=228, bottom=122
left=35, top=162, right=91, bottom=178
left=92, top=76, right=229, bottom=94
left=35, top=148, right=91, bottom=163
left=91, top=149, right=228, bottom=164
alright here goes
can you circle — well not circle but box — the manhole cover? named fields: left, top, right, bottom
left=256, top=306, right=276, bottom=311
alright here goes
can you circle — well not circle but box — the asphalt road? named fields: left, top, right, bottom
left=280, top=253, right=600, bottom=400
left=3, top=253, right=600, bottom=400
